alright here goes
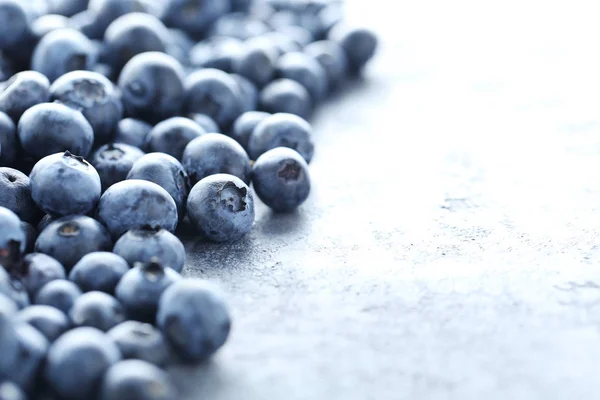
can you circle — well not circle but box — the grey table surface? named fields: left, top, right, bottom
left=173, top=1, right=600, bottom=399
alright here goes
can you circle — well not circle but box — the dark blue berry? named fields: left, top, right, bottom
left=210, top=12, right=270, bottom=40
left=34, top=279, right=82, bottom=314
left=0, top=112, right=17, bottom=166
left=187, top=113, right=219, bottom=134
left=91, top=143, right=145, bottom=191
left=0, top=270, right=29, bottom=309
left=113, top=118, right=152, bottom=150
left=68, top=252, right=129, bottom=294
left=189, top=36, right=244, bottom=73
left=304, top=40, right=349, bottom=91
left=248, top=112, right=314, bottom=162
left=165, top=28, right=195, bottom=66
left=100, top=359, right=176, bottom=400
left=19, top=253, right=66, bottom=297
left=107, top=321, right=171, bottom=367
left=0, top=293, right=19, bottom=374
left=259, top=78, right=312, bottom=119
left=5, top=323, right=49, bottom=392
left=16, top=305, right=70, bottom=342
left=162, top=0, right=231, bottom=38
left=232, top=37, right=278, bottom=88
left=231, top=73, right=258, bottom=113
left=146, top=117, right=205, bottom=161
left=231, top=111, right=270, bottom=151
left=0, top=206, right=25, bottom=263
left=0, top=71, right=50, bottom=124
left=328, top=24, right=378, bottom=73
left=275, top=51, right=328, bottom=103
left=86, top=0, right=157, bottom=39
left=21, top=221, right=36, bottom=254
left=69, top=291, right=126, bottom=331
left=0, top=1, right=34, bottom=51
left=31, top=14, right=71, bottom=40
left=0, top=168, right=38, bottom=223
left=47, top=0, right=89, bottom=17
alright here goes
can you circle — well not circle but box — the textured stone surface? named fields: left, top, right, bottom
left=174, top=1, right=600, bottom=399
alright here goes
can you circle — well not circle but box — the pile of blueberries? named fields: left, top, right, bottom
left=0, top=0, right=377, bottom=398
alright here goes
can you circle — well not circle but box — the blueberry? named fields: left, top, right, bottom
left=231, top=111, right=270, bottom=150
left=34, top=279, right=82, bottom=314
left=231, top=73, right=258, bottom=113
left=162, top=0, right=231, bottom=38
left=189, top=36, right=244, bottom=73
left=232, top=37, right=278, bottom=88
left=0, top=270, right=29, bottom=309
left=70, top=9, right=101, bottom=39
left=254, top=32, right=302, bottom=56
left=97, top=179, right=178, bottom=239
left=0, top=53, right=15, bottom=83
left=86, top=0, right=157, bottom=39
left=18, top=103, right=94, bottom=160
left=115, top=259, right=181, bottom=322
left=91, top=143, right=145, bottom=191
left=316, top=2, right=342, bottom=36
left=0, top=381, right=27, bottom=400
left=35, top=215, right=112, bottom=270
left=113, top=118, right=152, bottom=150
left=18, top=253, right=66, bottom=297
left=31, top=28, right=96, bottom=82
left=43, top=327, right=121, bottom=399
left=328, top=24, right=378, bottom=73
left=210, top=12, right=270, bottom=40
left=182, top=133, right=252, bottom=185
left=4, top=323, right=49, bottom=392
left=69, top=291, right=126, bottom=331
left=157, top=279, right=231, bottom=362
left=50, top=70, right=123, bottom=145
left=68, top=252, right=129, bottom=294
left=275, top=51, right=328, bottom=103
left=36, top=214, right=57, bottom=233
left=275, top=25, right=314, bottom=48
left=184, top=68, right=244, bottom=129
left=165, top=28, right=195, bottom=66
left=248, top=112, right=314, bottom=162
left=146, top=117, right=205, bottom=161
left=113, top=227, right=185, bottom=273
left=21, top=221, right=37, bottom=254
left=0, top=168, right=38, bottom=223
left=0, top=292, right=19, bottom=375
left=31, top=14, right=72, bottom=39
left=186, top=174, right=255, bottom=242
left=29, top=152, right=100, bottom=216
left=0, top=111, right=17, bottom=166
left=100, top=359, right=176, bottom=400
left=304, top=40, right=349, bottom=91
left=107, top=321, right=170, bottom=366
left=187, top=113, right=219, bottom=134
left=231, top=0, right=252, bottom=12
left=0, top=1, right=34, bottom=50
left=16, top=305, right=70, bottom=342
left=104, top=13, right=170, bottom=72
left=126, top=153, right=190, bottom=221
left=252, top=147, right=310, bottom=212
left=118, top=52, right=185, bottom=124
left=0, top=206, right=25, bottom=265
left=0, top=71, right=50, bottom=124
left=47, top=0, right=89, bottom=17
left=259, top=78, right=312, bottom=119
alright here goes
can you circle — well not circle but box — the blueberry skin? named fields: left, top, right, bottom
left=31, top=28, right=96, bottom=82
left=259, top=78, right=312, bottom=119
left=43, top=327, right=122, bottom=400
left=69, top=291, right=126, bottom=332
left=166, top=28, right=195, bottom=66
left=157, top=279, right=231, bottom=362
left=0, top=292, right=19, bottom=376
left=113, top=227, right=185, bottom=273
left=50, top=70, right=123, bottom=146
left=16, top=305, right=70, bottom=342
left=97, top=180, right=179, bottom=239
left=115, top=260, right=181, bottom=322
left=19, top=253, right=66, bottom=297
left=0, top=168, right=38, bottom=223
left=0, top=381, right=27, bottom=400
left=0, top=1, right=35, bottom=50
left=184, top=69, right=245, bottom=130
left=113, top=118, right=152, bottom=150
left=68, top=252, right=129, bottom=294
left=91, top=143, right=145, bottom=191
left=188, top=113, right=219, bottom=134
left=0, top=112, right=17, bottom=166
left=231, top=73, right=258, bottom=113
left=232, top=38, right=278, bottom=88
left=118, top=52, right=185, bottom=124
left=275, top=52, right=328, bottom=103
left=255, top=32, right=301, bottom=56
left=248, top=113, right=314, bottom=163
left=0, top=271, right=29, bottom=309
left=100, top=359, right=176, bottom=400
left=31, top=14, right=72, bottom=39
left=5, top=323, right=49, bottom=392
left=34, top=279, right=82, bottom=314
left=126, top=153, right=190, bottom=221
left=186, top=174, right=255, bottom=242
left=182, top=133, right=252, bottom=186
left=230, top=111, right=270, bottom=151
left=189, top=36, right=244, bottom=73
left=253, top=147, right=311, bottom=212
left=162, top=0, right=231, bottom=38
left=86, top=0, right=156, bottom=39
left=211, top=12, right=270, bottom=41
left=35, top=215, right=112, bottom=271
left=47, top=0, right=89, bottom=17
left=104, top=13, right=170, bottom=72
left=0, top=71, right=50, bottom=124
left=304, top=40, right=349, bottom=91
left=0, top=206, right=25, bottom=262
left=107, top=321, right=170, bottom=367
left=21, top=221, right=36, bottom=254
left=29, top=152, right=101, bottom=216
left=18, top=103, right=94, bottom=160
left=274, top=25, right=314, bottom=48
left=328, top=24, right=378, bottom=72
left=146, top=117, right=205, bottom=161
left=36, top=214, right=57, bottom=233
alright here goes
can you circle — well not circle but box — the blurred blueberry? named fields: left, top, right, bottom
left=0, top=112, right=17, bottom=166
left=18, top=253, right=66, bottom=297
left=0, top=206, right=25, bottom=265
left=34, top=279, right=82, bottom=314
left=211, top=12, right=270, bottom=40
left=16, top=305, right=70, bottom=342
left=0, top=168, right=38, bottom=223
left=259, top=78, right=312, bottom=120
left=5, top=323, right=49, bottom=392
left=69, top=291, right=126, bottom=331
left=189, top=36, right=244, bottom=73
left=91, top=143, right=145, bottom=191
left=70, top=9, right=101, bottom=38
left=275, top=25, right=313, bottom=47
left=36, top=214, right=57, bottom=233
left=146, top=117, right=205, bottom=161
left=187, top=113, right=219, bottom=134
left=86, top=0, right=158, bottom=39
left=230, top=111, right=270, bottom=151
left=0, top=381, right=27, bottom=400
left=328, top=24, right=378, bottom=73
left=0, top=1, right=34, bottom=50
left=162, top=0, right=231, bottom=38
left=248, top=112, right=314, bottom=162
left=231, top=73, right=258, bottom=112
left=232, top=37, right=278, bottom=88
left=107, top=321, right=171, bottom=366
left=47, top=0, right=90, bottom=17
left=0, top=271, right=29, bottom=309
left=165, top=28, right=195, bottom=66
left=113, top=118, right=152, bottom=150
left=255, top=32, right=301, bottom=56
left=31, top=14, right=72, bottom=39
left=0, top=71, right=50, bottom=124
left=100, top=359, right=177, bottom=400
left=21, top=221, right=37, bottom=254
left=275, top=51, right=328, bottom=103
left=69, top=252, right=129, bottom=294
left=304, top=39, right=348, bottom=91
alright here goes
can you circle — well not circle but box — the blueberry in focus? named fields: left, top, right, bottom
left=113, top=118, right=152, bottom=150
left=118, top=52, right=185, bottom=124
left=189, top=36, right=244, bottom=73
left=259, top=78, right=312, bottom=119
left=29, top=151, right=101, bottom=216
left=231, top=111, right=270, bottom=151
left=182, top=133, right=252, bottom=185
left=186, top=173, right=255, bottom=242
left=248, top=112, right=315, bottom=162
left=231, top=73, right=259, bottom=113
left=69, top=291, right=126, bottom=331
left=18, top=103, right=94, bottom=160
left=100, top=359, right=177, bottom=400
left=304, top=40, right=349, bottom=91
left=252, top=147, right=311, bottom=212
left=0, top=381, right=26, bottom=400
left=5, top=322, right=49, bottom=392
left=0, top=111, right=17, bottom=166
left=187, top=113, right=219, bottom=134
left=35, top=215, right=112, bottom=270
left=162, top=0, right=231, bottom=38
left=126, top=152, right=190, bottom=221
left=115, top=259, right=182, bottom=322
left=328, top=24, right=378, bottom=73
left=91, top=143, right=145, bottom=191
left=43, top=326, right=121, bottom=400
left=68, top=252, right=129, bottom=294
left=146, top=117, right=206, bottom=161
left=34, top=279, right=82, bottom=314
left=97, top=179, right=179, bottom=239
left=50, top=70, right=124, bottom=145
left=157, top=279, right=231, bottom=362
left=16, top=305, right=70, bottom=342
left=0, top=168, right=38, bottom=223
left=0, top=71, right=50, bottom=124
left=18, top=253, right=66, bottom=297
left=0, top=206, right=25, bottom=265
left=232, top=37, right=278, bottom=88
left=274, top=51, right=328, bottom=103
left=107, top=321, right=171, bottom=367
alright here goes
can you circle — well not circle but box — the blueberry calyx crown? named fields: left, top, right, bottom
left=217, top=181, right=248, bottom=212
left=63, top=150, right=88, bottom=166
left=139, top=258, right=166, bottom=281
left=58, top=221, right=81, bottom=237
left=101, top=144, right=125, bottom=161
left=131, top=225, right=162, bottom=238
left=277, top=161, right=301, bottom=182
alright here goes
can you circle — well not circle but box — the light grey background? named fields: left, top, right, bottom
left=174, top=1, right=600, bottom=399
